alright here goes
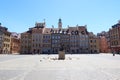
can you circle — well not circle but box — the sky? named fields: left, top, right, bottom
left=0, top=0, right=120, bottom=34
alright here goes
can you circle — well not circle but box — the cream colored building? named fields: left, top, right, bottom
left=0, top=29, right=3, bottom=53
left=42, top=28, right=51, bottom=54
left=20, top=30, right=32, bottom=54
left=89, top=32, right=100, bottom=53
left=0, top=26, right=11, bottom=54
left=31, top=22, right=45, bottom=54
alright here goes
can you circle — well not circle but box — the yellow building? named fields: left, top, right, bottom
left=0, top=27, right=11, bottom=54
left=0, top=29, right=3, bottom=53
left=89, top=32, right=100, bottom=53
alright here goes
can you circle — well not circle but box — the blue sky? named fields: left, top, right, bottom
left=0, top=0, right=120, bottom=34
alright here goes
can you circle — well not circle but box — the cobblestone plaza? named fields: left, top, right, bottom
left=0, top=54, right=120, bottom=80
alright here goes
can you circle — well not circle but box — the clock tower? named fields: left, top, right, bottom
left=58, top=18, right=62, bottom=30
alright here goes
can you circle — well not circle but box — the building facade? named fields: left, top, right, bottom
left=78, top=26, right=89, bottom=53
left=42, top=28, right=51, bottom=54
left=0, top=28, right=3, bottom=53
left=0, top=26, right=11, bottom=54
left=99, top=36, right=108, bottom=53
left=69, top=27, right=79, bottom=54
left=31, top=22, right=45, bottom=54
left=89, top=32, right=100, bottom=53
left=20, top=19, right=101, bottom=54
left=60, top=29, right=70, bottom=54
left=10, top=32, right=20, bottom=54
left=97, top=31, right=109, bottom=53
left=20, top=30, right=32, bottom=54
left=109, top=21, right=120, bottom=53
left=3, top=19, right=117, bottom=54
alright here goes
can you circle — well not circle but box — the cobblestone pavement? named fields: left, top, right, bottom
left=0, top=54, right=120, bottom=80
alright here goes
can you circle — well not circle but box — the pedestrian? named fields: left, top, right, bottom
left=113, top=51, right=115, bottom=56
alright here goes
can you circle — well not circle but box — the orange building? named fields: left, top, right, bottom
left=99, top=36, right=108, bottom=53
left=10, top=32, right=20, bottom=54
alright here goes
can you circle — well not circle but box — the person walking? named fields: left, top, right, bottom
left=113, top=51, right=115, bottom=56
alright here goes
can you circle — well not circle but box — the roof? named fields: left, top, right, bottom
left=43, top=28, right=52, bottom=34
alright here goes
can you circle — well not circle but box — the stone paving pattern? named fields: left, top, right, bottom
left=0, top=54, right=120, bottom=80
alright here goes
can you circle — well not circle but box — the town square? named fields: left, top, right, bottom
left=0, top=54, right=120, bottom=80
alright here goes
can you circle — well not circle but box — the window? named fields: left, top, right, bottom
left=52, top=40, right=54, bottom=44
left=94, top=45, right=96, bottom=48
left=90, top=40, right=92, bottom=43
left=36, top=44, right=37, bottom=47
left=36, top=39, right=38, bottom=41
left=55, top=36, right=57, bottom=39
left=33, top=44, right=34, bottom=47
left=48, top=36, right=50, bottom=38
left=115, top=41, right=118, bottom=45
left=58, top=36, right=60, bottom=39
left=94, top=40, right=96, bottom=43
left=43, top=36, right=45, bottom=38
left=55, top=40, right=57, bottom=43
left=91, top=45, right=92, bottom=48
left=39, top=44, right=41, bottom=47
left=52, top=36, right=54, bottom=39
left=33, top=39, right=34, bottom=42
left=71, top=31, right=75, bottom=35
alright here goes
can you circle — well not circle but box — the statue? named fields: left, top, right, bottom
left=58, top=44, right=65, bottom=60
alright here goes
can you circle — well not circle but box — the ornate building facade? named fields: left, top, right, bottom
left=20, top=19, right=100, bottom=54
left=109, top=21, right=120, bottom=53
left=10, top=32, right=20, bottom=54
left=0, top=25, right=11, bottom=54
left=89, top=32, right=100, bottom=53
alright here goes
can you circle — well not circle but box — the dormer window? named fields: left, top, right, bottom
left=81, top=31, right=85, bottom=35
left=71, top=31, right=74, bottom=35
left=64, top=31, right=66, bottom=34
left=60, top=30, right=62, bottom=33
left=75, top=30, right=78, bottom=35
left=62, top=31, right=64, bottom=34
